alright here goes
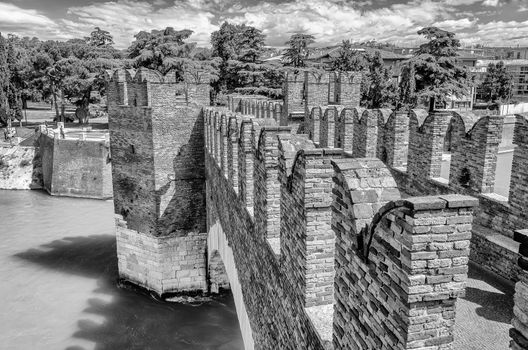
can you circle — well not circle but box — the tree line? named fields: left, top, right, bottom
left=0, top=24, right=513, bottom=126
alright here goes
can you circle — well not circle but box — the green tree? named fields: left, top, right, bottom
left=0, top=33, right=10, bottom=126
left=128, top=27, right=218, bottom=82
left=6, top=35, right=41, bottom=110
left=86, top=27, right=114, bottom=47
left=211, top=22, right=265, bottom=64
left=211, top=22, right=282, bottom=101
left=481, top=61, right=512, bottom=103
left=366, top=51, right=396, bottom=108
left=401, top=27, right=472, bottom=111
left=283, top=33, right=315, bottom=68
left=0, top=33, right=24, bottom=126
left=398, top=62, right=417, bottom=110
left=330, top=40, right=368, bottom=72
left=15, top=32, right=123, bottom=122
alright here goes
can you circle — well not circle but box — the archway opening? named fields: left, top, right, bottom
left=208, top=250, right=230, bottom=294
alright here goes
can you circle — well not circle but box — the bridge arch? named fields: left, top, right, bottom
left=207, top=221, right=255, bottom=350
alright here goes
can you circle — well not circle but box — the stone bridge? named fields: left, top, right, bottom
left=106, top=67, right=528, bottom=349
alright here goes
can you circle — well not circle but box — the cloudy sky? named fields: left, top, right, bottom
left=0, top=0, right=527, bottom=48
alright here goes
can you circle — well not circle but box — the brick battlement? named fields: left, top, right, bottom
left=230, top=95, right=528, bottom=258
left=204, top=105, right=477, bottom=349
left=107, top=67, right=528, bottom=350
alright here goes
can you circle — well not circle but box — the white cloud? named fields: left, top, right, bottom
left=64, top=0, right=217, bottom=47
left=482, top=0, right=500, bottom=6
left=459, top=19, right=528, bottom=46
left=225, top=0, right=452, bottom=46
left=433, top=18, right=477, bottom=31
left=0, top=0, right=527, bottom=49
left=0, top=2, right=60, bottom=39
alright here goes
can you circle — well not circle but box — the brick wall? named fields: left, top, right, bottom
left=283, top=71, right=305, bottom=126
left=407, top=111, right=450, bottom=182
left=204, top=106, right=475, bottom=349
left=255, top=127, right=291, bottom=241
left=38, top=132, right=112, bottom=199
left=511, top=229, right=528, bottom=349
left=336, top=72, right=361, bottom=106
left=333, top=191, right=476, bottom=349
left=509, top=116, right=528, bottom=215
left=383, top=110, right=410, bottom=169
left=108, top=68, right=210, bottom=295
left=305, top=71, right=330, bottom=117
left=449, top=115, right=503, bottom=194
left=319, top=107, right=337, bottom=148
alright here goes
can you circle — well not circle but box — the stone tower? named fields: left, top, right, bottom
left=106, top=67, right=211, bottom=295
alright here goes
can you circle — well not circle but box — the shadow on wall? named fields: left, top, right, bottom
left=461, top=262, right=515, bottom=325
left=14, top=234, right=243, bottom=350
left=157, top=111, right=206, bottom=236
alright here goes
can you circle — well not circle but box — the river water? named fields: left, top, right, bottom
left=0, top=190, right=243, bottom=350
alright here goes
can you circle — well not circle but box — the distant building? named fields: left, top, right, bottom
left=305, top=46, right=408, bottom=77
left=511, top=47, right=528, bottom=60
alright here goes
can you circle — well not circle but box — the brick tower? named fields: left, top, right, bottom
left=107, top=67, right=210, bottom=295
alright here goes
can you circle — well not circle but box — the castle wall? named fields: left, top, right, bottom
left=204, top=107, right=475, bottom=349
left=510, top=229, right=528, bottom=349
left=305, top=71, right=329, bottom=117
left=38, top=132, right=112, bottom=199
left=283, top=71, right=305, bottom=127
left=107, top=69, right=210, bottom=295
left=336, top=72, right=361, bottom=106
left=227, top=80, right=528, bottom=283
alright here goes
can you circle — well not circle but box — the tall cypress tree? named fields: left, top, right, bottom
left=0, top=33, right=12, bottom=126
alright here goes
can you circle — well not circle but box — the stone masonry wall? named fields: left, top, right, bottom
left=511, top=229, right=528, bottom=349
left=336, top=72, right=361, bottom=106
left=226, top=73, right=528, bottom=283
left=291, top=102, right=528, bottom=282
left=305, top=71, right=330, bottom=117
left=283, top=71, right=305, bottom=126
left=108, top=68, right=209, bottom=295
left=449, top=116, right=503, bottom=194
left=38, top=132, right=112, bottom=199
left=204, top=106, right=475, bottom=349
left=333, top=193, right=476, bottom=350
left=319, top=107, right=336, bottom=148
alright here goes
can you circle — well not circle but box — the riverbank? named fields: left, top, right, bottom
left=0, top=145, right=42, bottom=190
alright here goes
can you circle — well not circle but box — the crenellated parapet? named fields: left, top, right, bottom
left=509, top=115, right=528, bottom=215
left=449, top=114, right=504, bottom=194
left=204, top=105, right=477, bottom=349
left=407, top=110, right=451, bottom=182
left=108, top=60, right=528, bottom=349
left=319, top=106, right=338, bottom=148
left=335, top=71, right=361, bottom=106
left=333, top=192, right=476, bottom=349
left=106, top=67, right=211, bottom=114
left=294, top=102, right=528, bottom=282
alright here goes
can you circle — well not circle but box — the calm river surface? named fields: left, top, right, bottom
left=0, top=190, right=243, bottom=350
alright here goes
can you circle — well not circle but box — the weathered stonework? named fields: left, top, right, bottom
left=204, top=104, right=477, bottom=349
left=107, top=65, right=528, bottom=349
left=38, top=130, right=112, bottom=199
left=107, top=68, right=210, bottom=295
left=511, top=229, right=528, bottom=349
